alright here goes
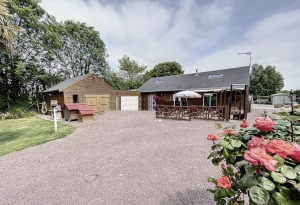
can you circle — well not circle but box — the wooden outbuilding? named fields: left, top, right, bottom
left=43, top=73, right=142, bottom=115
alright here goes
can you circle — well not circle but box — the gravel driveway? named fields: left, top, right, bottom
left=0, top=108, right=278, bottom=205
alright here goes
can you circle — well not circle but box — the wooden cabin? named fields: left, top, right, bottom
left=43, top=73, right=142, bottom=115
left=137, top=66, right=251, bottom=120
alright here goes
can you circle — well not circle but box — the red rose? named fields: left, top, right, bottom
left=216, top=176, right=231, bottom=189
left=244, top=147, right=277, bottom=172
left=240, top=119, right=249, bottom=128
left=266, top=140, right=293, bottom=159
left=207, top=134, right=219, bottom=141
left=254, top=117, right=276, bottom=132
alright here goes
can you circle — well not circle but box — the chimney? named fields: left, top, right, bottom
left=194, top=69, right=198, bottom=76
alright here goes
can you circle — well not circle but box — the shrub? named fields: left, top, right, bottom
left=207, top=108, right=300, bottom=204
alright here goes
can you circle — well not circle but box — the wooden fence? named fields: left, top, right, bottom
left=155, top=105, right=229, bottom=121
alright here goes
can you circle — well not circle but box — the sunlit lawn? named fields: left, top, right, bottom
left=0, top=116, right=76, bottom=157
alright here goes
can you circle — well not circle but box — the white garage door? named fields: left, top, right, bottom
left=121, top=96, right=139, bottom=111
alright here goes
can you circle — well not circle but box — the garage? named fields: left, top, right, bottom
left=121, top=96, right=139, bottom=111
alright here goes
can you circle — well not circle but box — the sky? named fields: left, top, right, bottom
left=41, top=0, right=300, bottom=90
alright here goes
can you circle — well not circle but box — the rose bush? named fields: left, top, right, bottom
left=207, top=108, right=300, bottom=205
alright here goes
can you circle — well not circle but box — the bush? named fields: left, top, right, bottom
left=207, top=107, right=300, bottom=204
left=0, top=107, right=33, bottom=120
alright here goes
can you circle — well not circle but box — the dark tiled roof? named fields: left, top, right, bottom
left=137, top=66, right=250, bottom=92
left=65, top=103, right=94, bottom=116
left=43, top=74, right=92, bottom=93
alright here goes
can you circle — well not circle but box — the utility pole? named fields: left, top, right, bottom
left=238, top=52, right=252, bottom=67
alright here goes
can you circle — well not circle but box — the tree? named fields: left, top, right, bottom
left=250, top=65, right=284, bottom=97
left=55, top=20, right=108, bottom=78
left=118, top=55, right=147, bottom=81
left=0, top=0, right=20, bottom=51
left=0, top=0, right=62, bottom=112
left=108, top=55, right=147, bottom=90
left=147, top=61, right=184, bottom=78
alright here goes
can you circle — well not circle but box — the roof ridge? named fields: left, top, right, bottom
left=149, top=66, right=250, bottom=79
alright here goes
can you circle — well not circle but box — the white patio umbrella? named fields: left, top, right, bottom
left=173, top=90, right=201, bottom=106
left=173, top=90, right=202, bottom=98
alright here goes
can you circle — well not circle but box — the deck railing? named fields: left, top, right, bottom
left=155, top=105, right=229, bottom=121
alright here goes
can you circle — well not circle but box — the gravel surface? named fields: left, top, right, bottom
left=0, top=108, right=279, bottom=205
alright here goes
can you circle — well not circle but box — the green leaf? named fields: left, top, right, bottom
left=207, top=188, right=216, bottom=193
left=272, top=192, right=299, bottom=205
left=214, top=188, right=227, bottom=201
left=274, top=155, right=285, bottom=169
left=217, top=199, right=226, bottom=205
left=258, top=177, right=275, bottom=191
left=218, top=139, right=234, bottom=150
left=249, top=186, right=270, bottom=205
left=207, top=151, right=219, bottom=159
left=227, top=164, right=235, bottom=176
left=231, top=139, right=242, bottom=148
left=243, top=132, right=252, bottom=141
left=223, top=148, right=229, bottom=157
left=286, top=116, right=300, bottom=122
left=239, top=175, right=258, bottom=188
left=269, top=114, right=283, bottom=120
left=225, top=188, right=236, bottom=197
left=271, top=172, right=287, bottom=184
left=215, top=122, right=222, bottom=129
left=230, top=155, right=236, bottom=163
left=211, top=158, right=219, bottom=166
left=281, top=165, right=297, bottom=179
left=235, top=160, right=249, bottom=168
left=294, top=165, right=300, bottom=175
left=279, top=185, right=291, bottom=199
left=245, top=165, right=255, bottom=176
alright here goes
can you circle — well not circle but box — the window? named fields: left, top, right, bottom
left=73, top=95, right=78, bottom=103
left=155, top=79, right=164, bottom=84
left=209, top=73, right=223, bottom=79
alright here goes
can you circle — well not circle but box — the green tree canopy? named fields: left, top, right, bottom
left=0, top=0, right=20, bottom=51
left=55, top=20, right=109, bottom=78
left=146, top=61, right=184, bottom=78
left=104, top=55, right=147, bottom=90
left=250, top=65, right=284, bottom=97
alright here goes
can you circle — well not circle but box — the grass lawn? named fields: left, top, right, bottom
left=0, top=116, right=76, bottom=157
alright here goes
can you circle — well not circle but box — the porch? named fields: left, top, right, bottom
left=155, top=105, right=230, bottom=121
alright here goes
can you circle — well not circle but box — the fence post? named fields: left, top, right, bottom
left=224, top=106, right=229, bottom=122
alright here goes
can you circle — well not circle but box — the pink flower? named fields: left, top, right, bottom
left=240, top=119, right=249, bottom=128
left=223, top=129, right=236, bottom=136
left=288, top=143, right=300, bottom=163
left=266, top=140, right=293, bottom=159
left=244, top=147, right=278, bottom=171
left=216, top=176, right=231, bottom=189
left=207, top=134, right=219, bottom=141
left=247, top=136, right=269, bottom=149
left=254, top=117, right=276, bottom=132
left=221, top=163, right=226, bottom=169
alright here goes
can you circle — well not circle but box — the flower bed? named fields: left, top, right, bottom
left=207, top=106, right=300, bottom=205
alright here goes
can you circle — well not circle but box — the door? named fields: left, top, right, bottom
left=85, top=94, right=110, bottom=114
left=121, top=96, right=139, bottom=111
left=203, top=93, right=217, bottom=106
left=148, top=95, right=154, bottom=111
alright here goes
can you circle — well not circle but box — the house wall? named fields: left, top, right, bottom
left=63, top=74, right=117, bottom=110
left=44, top=92, right=64, bottom=111
left=141, top=90, right=247, bottom=111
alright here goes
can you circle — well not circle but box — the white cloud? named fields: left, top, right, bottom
left=40, top=0, right=299, bottom=90
left=41, top=0, right=233, bottom=68
left=187, top=9, right=300, bottom=90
